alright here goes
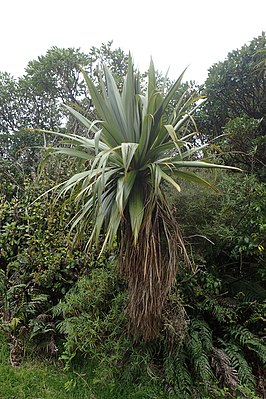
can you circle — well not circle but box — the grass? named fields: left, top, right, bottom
left=0, top=345, right=88, bottom=398
left=0, top=333, right=165, bottom=399
left=0, top=332, right=95, bottom=399
left=0, top=364, right=88, bottom=399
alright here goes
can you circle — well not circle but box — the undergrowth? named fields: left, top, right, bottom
left=54, top=261, right=265, bottom=399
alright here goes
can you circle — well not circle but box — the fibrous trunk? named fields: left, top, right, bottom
left=119, top=200, right=190, bottom=341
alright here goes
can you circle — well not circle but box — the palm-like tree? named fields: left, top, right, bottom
left=44, top=57, right=238, bottom=340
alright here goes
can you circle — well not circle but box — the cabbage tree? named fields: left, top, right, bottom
left=43, top=57, right=239, bottom=340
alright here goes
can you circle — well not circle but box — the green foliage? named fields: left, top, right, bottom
left=186, top=319, right=214, bottom=383
left=164, top=347, right=193, bottom=398
left=88, top=40, right=130, bottom=89
left=0, top=172, right=100, bottom=362
left=211, top=174, right=266, bottom=269
left=222, top=342, right=256, bottom=389
left=227, top=325, right=266, bottom=365
left=0, top=269, right=52, bottom=366
left=0, top=71, right=59, bottom=133
left=222, top=116, right=266, bottom=175
left=166, top=171, right=266, bottom=396
left=196, top=33, right=266, bottom=178
left=0, top=270, right=49, bottom=326
left=54, top=258, right=265, bottom=398
left=54, top=263, right=128, bottom=370
left=25, top=47, right=90, bottom=105
left=172, top=172, right=266, bottom=280
left=199, top=32, right=266, bottom=138
left=0, top=177, right=90, bottom=295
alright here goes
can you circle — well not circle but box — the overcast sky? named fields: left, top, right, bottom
left=1, top=0, right=265, bottom=83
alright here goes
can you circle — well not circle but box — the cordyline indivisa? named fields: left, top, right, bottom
left=38, top=56, right=240, bottom=340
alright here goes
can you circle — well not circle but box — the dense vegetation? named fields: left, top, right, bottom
left=0, top=36, right=265, bottom=398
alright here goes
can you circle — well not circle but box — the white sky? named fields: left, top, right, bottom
left=1, top=0, right=265, bottom=84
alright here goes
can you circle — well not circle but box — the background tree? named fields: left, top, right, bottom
left=199, top=32, right=266, bottom=136
left=0, top=43, right=131, bottom=188
left=196, top=32, right=266, bottom=176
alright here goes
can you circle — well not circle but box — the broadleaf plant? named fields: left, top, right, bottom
left=40, top=56, right=240, bottom=340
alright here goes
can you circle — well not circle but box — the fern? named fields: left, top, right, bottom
left=199, top=298, right=237, bottom=324
left=221, top=341, right=256, bottom=389
left=119, top=344, right=156, bottom=385
left=228, top=325, right=266, bottom=365
left=165, top=347, right=192, bottom=398
left=189, top=319, right=213, bottom=352
left=186, top=319, right=214, bottom=388
left=244, top=302, right=266, bottom=328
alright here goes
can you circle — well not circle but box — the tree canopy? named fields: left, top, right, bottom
left=201, top=32, right=266, bottom=136
left=197, top=32, right=266, bottom=175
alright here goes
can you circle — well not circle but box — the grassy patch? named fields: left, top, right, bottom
left=0, top=334, right=165, bottom=399
left=0, top=333, right=91, bottom=399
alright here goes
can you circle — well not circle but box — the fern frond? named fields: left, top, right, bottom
left=164, top=348, right=192, bottom=398
left=189, top=318, right=213, bottom=352
left=52, top=300, right=64, bottom=317
left=187, top=319, right=214, bottom=387
left=228, top=325, right=266, bottom=364
left=200, top=298, right=237, bottom=323
left=222, top=341, right=256, bottom=389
